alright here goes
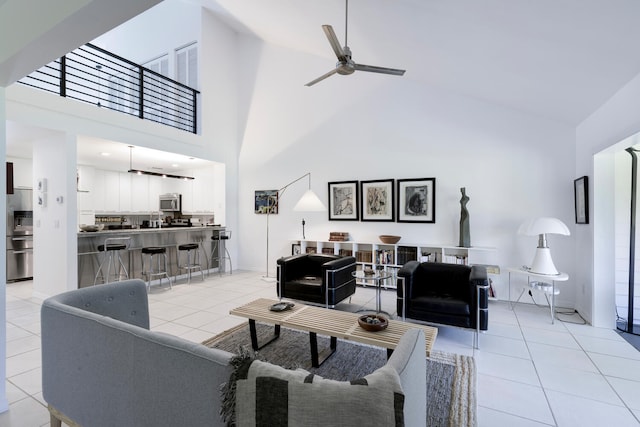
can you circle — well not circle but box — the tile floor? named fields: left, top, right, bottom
left=3, top=271, right=640, bottom=426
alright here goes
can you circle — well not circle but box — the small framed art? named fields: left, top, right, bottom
left=397, top=178, right=436, bottom=223
left=574, top=176, right=589, bottom=224
left=255, top=190, right=278, bottom=214
left=360, top=179, right=395, bottom=222
left=291, top=243, right=302, bottom=255
left=328, top=181, right=359, bottom=221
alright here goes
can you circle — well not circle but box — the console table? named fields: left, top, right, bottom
left=507, top=267, right=569, bottom=324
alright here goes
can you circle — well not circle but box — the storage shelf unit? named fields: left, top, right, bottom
left=293, top=239, right=497, bottom=289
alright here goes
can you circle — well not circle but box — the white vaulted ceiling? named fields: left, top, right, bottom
left=202, top=0, right=640, bottom=126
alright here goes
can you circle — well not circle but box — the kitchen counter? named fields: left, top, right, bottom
left=77, top=226, right=226, bottom=288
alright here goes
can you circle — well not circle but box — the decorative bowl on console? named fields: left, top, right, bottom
left=379, top=235, right=401, bottom=244
left=358, top=314, right=389, bottom=332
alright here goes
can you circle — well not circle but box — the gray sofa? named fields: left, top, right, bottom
left=41, top=279, right=427, bottom=427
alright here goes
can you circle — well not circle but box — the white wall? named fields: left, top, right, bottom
left=577, top=70, right=640, bottom=327
left=236, top=39, right=578, bottom=306
left=32, top=133, right=78, bottom=298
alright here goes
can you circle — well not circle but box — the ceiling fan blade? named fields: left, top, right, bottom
left=353, top=63, right=406, bottom=76
left=322, top=25, right=347, bottom=61
left=305, top=68, right=339, bottom=87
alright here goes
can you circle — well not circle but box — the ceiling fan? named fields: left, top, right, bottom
left=305, top=0, right=406, bottom=87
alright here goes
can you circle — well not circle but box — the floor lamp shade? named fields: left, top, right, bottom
left=293, top=189, right=326, bottom=212
left=518, top=217, right=570, bottom=275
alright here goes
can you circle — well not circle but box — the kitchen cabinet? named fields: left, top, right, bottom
left=148, top=176, right=162, bottom=212
left=76, top=166, right=94, bottom=211
left=10, top=158, right=33, bottom=189
left=103, top=171, right=119, bottom=211
left=92, top=169, right=105, bottom=212
left=79, top=165, right=220, bottom=214
left=181, top=168, right=215, bottom=214
left=119, top=173, right=132, bottom=212
left=130, top=173, right=148, bottom=212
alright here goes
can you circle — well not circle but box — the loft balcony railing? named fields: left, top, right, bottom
left=18, top=43, right=199, bottom=134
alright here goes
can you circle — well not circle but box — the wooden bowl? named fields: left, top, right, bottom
left=358, top=314, right=389, bottom=332
left=379, top=235, right=401, bottom=244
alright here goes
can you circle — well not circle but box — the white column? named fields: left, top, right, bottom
left=32, top=133, right=78, bottom=298
left=0, top=87, right=10, bottom=412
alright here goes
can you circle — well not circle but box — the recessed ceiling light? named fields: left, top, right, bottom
left=100, top=152, right=111, bottom=156
left=171, top=164, right=179, bottom=168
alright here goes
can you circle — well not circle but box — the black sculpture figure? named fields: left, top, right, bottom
left=459, top=187, right=471, bottom=248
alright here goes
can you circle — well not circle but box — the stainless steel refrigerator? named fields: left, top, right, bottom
left=7, top=188, right=33, bottom=281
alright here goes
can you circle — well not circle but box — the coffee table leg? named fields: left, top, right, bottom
left=310, top=332, right=337, bottom=368
left=249, top=319, right=280, bottom=350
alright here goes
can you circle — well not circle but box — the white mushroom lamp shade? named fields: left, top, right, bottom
left=518, top=217, right=570, bottom=275
left=293, top=189, right=326, bottom=212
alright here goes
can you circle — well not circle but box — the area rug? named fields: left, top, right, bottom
left=203, top=322, right=477, bottom=427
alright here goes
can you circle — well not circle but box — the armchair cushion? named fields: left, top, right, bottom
left=277, top=254, right=357, bottom=307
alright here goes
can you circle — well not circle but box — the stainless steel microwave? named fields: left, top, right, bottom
left=159, top=193, right=181, bottom=212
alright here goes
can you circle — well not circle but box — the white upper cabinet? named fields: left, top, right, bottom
left=130, top=173, right=149, bottom=212
left=180, top=168, right=214, bottom=214
left=119, top=173, right=131, bottom=212
left=92, top=169, right=106, bottom=212
left=77, top=164, right=221, bottom=215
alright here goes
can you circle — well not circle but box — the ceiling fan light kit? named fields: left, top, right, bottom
left=306, top=0, right=406, bottom=86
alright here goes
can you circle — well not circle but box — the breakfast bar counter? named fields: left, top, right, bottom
left=77, top=226, right=225, bottom=288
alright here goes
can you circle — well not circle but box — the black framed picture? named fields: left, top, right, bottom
left=397, top=178, right=436, bottom=223
left=291, top=243, right=302, bottom=255
left=360, top=179, right=395, bottom=222
left=574, top=176, right=589, bottom=224
left=328, top=181, right=359, bottom=221
left=255, top=190, right=278, bottom=214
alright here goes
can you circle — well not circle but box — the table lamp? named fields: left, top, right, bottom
left=518, top=217, right=570, bottom=275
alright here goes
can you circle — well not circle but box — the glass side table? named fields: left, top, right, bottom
left=352, top=270, right=394, bottom=316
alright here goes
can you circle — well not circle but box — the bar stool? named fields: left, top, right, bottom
left=141, top=246, right=172, bottom=291
left=94, top=237, right=130, bottom=285
left=177, top=243, right=204, bottom=284
left=211, top=230, right=232, bottom=276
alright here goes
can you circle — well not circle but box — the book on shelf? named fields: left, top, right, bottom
left=306, top=247, right=317, bottom=254
left=321, top=247, right=334, bottom=254
left=375, top=249, right=395, bottom=265
left=338, top=249, right=353, bottom=257
left=355, top=250, right=373, bottom=263
left=329, top=232, right=349, bottom=241
left=397, top=246, right=418, bottom=265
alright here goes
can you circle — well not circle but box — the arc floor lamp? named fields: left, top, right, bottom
left=263, top=172, right=326, bottom=280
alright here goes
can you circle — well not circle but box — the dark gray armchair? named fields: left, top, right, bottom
left=397, top=261, right=489, bottom=348
left=276, top=253, right=357, bottom=308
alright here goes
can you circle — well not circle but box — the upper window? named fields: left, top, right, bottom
left=176, top=43, right=198, bottom=89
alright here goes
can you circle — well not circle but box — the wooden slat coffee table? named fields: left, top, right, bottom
left=230, top=298, right=437, bottom=367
